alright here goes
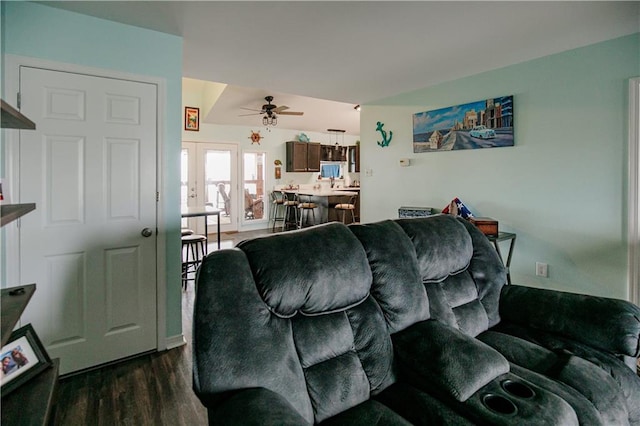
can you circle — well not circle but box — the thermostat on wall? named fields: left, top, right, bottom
left=399, top=158, right=410, bottom=167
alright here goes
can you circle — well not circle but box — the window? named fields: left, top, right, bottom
left=243, top=152, right=266, bottom=221
left=321, top=164, right=341, bottom=178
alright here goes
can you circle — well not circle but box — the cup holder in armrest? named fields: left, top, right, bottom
left=482, top=394, right=518, bottom=416
left=501, top=379, right=535, bottom=399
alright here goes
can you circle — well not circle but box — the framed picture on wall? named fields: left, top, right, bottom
left=185, top=106, right=200, bottom=131
left=1, top=324, right=52, bottom=397
left=413, top=95, right=514, bottom=153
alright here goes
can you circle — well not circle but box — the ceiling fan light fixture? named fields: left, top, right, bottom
left=263, top=112, right=277, bottom=127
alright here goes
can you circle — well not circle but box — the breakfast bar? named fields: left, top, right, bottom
left=280, top=187, right=359, bottom=225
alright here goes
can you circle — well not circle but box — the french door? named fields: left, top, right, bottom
left=182, top=142, right=238, bottom=233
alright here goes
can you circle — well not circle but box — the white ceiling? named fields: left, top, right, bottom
left=40, top=1, right=640, bottom=135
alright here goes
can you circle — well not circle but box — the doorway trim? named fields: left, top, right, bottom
left=629, top=77, right=640, bottom=306
left=3, top=54, right=169, bottom=350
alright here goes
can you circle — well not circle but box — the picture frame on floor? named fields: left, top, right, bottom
left=1, top=323, right=52, bottom=397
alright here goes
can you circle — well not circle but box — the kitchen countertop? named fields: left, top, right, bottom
left=280, top=188, right=358, bottom=197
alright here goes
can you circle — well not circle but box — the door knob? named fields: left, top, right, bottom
left=141, top=228, right=153, bottom=237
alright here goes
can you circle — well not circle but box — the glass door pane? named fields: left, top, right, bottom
left=242, top=152, right=266, bottom=223
left=198, top=143, right=238, bottom=233
left=181, top=142, right=197, bottom=230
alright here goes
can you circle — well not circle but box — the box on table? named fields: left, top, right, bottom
left=469, top=217, right=499, bottom=236
left=399, top=206, right=433, bottom=218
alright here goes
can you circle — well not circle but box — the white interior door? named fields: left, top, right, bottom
left=18, top=66, right=158, bottom=374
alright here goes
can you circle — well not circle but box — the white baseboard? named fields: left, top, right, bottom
left=165, top=334, right=187, bottom=350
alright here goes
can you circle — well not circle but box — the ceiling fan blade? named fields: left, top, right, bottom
left=273, top=105, right=289, bottom=113
left=240, top=107, right=263, bottom=113
left=278, top=111, right=304, bottom=116
left=238, top=112, right=262, bottom=117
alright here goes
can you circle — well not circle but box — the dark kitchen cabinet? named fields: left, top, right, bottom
left=286, top=141, right=321, bottom=172
left=348, top=145, right=360, bottom=173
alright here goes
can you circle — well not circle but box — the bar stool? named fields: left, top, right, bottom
left=297, top=194, right=317, bottom=228
left=182, top=233, right=207, bottom=290
left=282, top=192, right=299, bottom=231
left=269, top=190, right=286, bottom=231
left=334, top=194, right=358, bottom=224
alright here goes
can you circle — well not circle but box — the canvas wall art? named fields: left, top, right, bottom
left=413, top=95, right=514, bottom=153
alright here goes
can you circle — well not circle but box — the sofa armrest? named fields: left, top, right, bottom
left=392, top=319, right=509, bottom=402
left=500, top=285, right=640, bottom=358
left=209, top=388, right=310, bottom=426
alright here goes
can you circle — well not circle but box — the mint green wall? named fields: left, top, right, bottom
left=2, top=2, right=184, bottom=338
left=361, top=34, right=640, bottom=300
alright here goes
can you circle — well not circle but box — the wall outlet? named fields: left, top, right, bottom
left=536, top=262, right=548, bottom=278
left=365, top=168, right=373, bottom=177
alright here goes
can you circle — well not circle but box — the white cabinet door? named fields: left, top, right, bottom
left=18, top=66, right=158, bottom=374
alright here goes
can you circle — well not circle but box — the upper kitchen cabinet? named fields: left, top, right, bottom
left=348, top=145, right=360, bottom=173
left=286, top=141, right=321, bottom=172
left=321, top=145, right=348, bottom=162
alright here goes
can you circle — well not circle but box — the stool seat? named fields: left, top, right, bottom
left=182, top=234, right=207, bottom=290
left=182, top=234, right=207, bottom=243
left=181, top=228, right=194, bottom=236
left=334, top=203, right=355, bottom=210
left=298, top=202, right=318, bottom=209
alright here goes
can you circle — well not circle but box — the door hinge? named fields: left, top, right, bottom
left=156, top=192, right=159, bottom=202
left=17, top=92, right=21, bottom=109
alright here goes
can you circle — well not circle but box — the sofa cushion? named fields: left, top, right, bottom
left=349, top=220, right=430, bottom=333
left=478, top=330, right=631, bottom=425
left=457, top=219, right=506, bottom=328
left=292, top=296, right=395, bottom=422
left=393, top=215, right=506, bottom=337
left=319, top=399, right=412, bottom=426
left=209, top=388, right=310, bottom=426
left=193, top=249, right=314, bottom=422
left=238, top=222, right=372, bottom=318
left=425, top=271, right=490, bottom=336
left=499, top=284, right=640, bottom=358
left=396, top=216, right=473, bottom=283
left=485, top=322, right=640, bottom=424
left=392, top=319, right=509, bottom=402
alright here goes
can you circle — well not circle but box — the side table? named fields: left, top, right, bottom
left=487, top=232, right=516, bottom=285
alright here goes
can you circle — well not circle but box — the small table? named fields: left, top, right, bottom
left=487, top=232, right=516, bottom=285
left=181, top=206, right=221, bottom=251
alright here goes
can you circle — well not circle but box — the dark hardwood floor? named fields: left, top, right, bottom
left=52, top=228, right=277, bottom=425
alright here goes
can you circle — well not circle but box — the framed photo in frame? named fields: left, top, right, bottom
left=185, top=106, right=200, bottom=131
left=1, top=324, right=51, bottom=397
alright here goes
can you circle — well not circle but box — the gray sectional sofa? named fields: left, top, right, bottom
left=193, top=215, right=640, bottom=425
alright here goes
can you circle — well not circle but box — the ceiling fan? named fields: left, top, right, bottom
left=239, top=96, right=304, bottom=119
